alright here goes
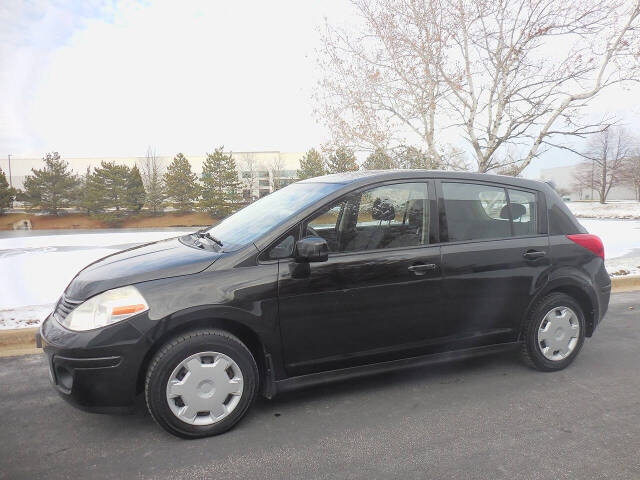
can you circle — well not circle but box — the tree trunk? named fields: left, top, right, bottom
left=600, top=161, right=607, bottom=204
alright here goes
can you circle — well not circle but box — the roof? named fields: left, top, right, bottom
left=300, top=169, right=549, bottom=191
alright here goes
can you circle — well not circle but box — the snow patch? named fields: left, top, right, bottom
left=578, top=219, right=640, bottom=259
left=0, top=229, right=190, bottom=330
left=567, top=201, right=640, bottom=220
left=0, top=304, right=53, bottom=330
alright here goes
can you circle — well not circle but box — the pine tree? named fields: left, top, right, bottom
left=126, top=165, right=146, bottom=212
left=82, top=168, right=108, bottom=214
left=79, top=166, right=103, bottom=214
left=163, top=153, right=199, bottom=212
left=199, top=147, right=242, bottom=217
left=0, top=167, right=16, bottom=215
left=297, top=148, right=326, bottom=179
left=22, top=152, right=80, bottom=215
left=225, top=154, right=242, bottom=209
left=325, top=147, right=358, bottom=174
left=362, top=148, right=396, bottom=170
left=89, top=161, right=133, bottom=212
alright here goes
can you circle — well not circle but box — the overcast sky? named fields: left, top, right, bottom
left=2, top=0, right=639, bottom=178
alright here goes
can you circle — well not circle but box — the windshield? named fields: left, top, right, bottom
left=206, top=182, right=342, bottom=250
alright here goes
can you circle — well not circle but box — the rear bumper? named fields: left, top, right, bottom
left=39, top=314, right=151, bottom=413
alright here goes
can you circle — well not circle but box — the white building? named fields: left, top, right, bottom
left=0, top=151, right=304, bottom=201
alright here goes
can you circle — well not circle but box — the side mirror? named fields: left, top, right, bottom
left=295, top=237, right=329, bottom=263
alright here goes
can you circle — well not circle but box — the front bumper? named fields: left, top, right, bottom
left=39, top=313, right=152, bottom=413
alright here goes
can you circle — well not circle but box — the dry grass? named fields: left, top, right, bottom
left=120, top=212, right=217, bottom=228
left=1, top=212, right=219, bottom=230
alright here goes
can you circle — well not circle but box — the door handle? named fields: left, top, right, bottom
left=523, top=250, right=546, bottom=260
left=408, top=263, right=437, bottom=275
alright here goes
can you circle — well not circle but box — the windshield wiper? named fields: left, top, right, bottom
left=194, top=229, right=223, bottom=247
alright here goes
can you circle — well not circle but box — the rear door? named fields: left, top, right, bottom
left=275, top=180, right=444, bottom=376
left=438, top=180, right=550, bottom=348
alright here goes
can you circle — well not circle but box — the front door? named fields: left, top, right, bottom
left=276, top=180, right=444, bottom=376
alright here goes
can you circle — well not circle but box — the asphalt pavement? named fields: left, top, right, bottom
left=1, top=292, right=639, bottom=480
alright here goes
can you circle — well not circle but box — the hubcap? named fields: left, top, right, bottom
left=537, top=306, right=580, bottom=361
left=166, top=351, right=243, bottom=426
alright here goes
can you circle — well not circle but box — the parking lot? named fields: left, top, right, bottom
left=1, top=291, right=639, bottom=480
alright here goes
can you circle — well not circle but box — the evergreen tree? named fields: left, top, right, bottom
left=22, top=152, right=80, bottom=214
left=163, top=153, right=199, bottom=212
left=362, top=148, right=396, bottom=170
left=89, top=161, right=132, bottom=212
left=225, top=155, right=242, bottom=208
left=126, top=165, right=146, bottom=212
left=199, top=147, right=242, bottom=217
left=325, top=146, right=358, bottom=174
left=296, top=148, right=326, bottom=179
left=0, top=167, right=16, bottom=215
left=79, top=166, right=106, bottom=214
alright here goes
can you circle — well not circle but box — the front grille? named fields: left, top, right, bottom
left=53, top=294, right=82, bottom=323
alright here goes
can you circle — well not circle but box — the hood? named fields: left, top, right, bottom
left=64, top=237, right=222, bottom=300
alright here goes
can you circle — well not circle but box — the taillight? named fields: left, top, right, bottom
left=567, top=234, right=604, bottom=260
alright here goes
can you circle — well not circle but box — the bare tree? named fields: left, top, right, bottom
left=240, top=153, right=259, bottom=202
left=621, top=151, right=640, bottom=200
left=318, top=0, right=640, bottom=175
left=317, top=0, right=448, bottom=164
left=138, top=146, right=164, bottom=214
left=572, top=162, right=596, bottom=200
left=268, top=156, right=285, bottom=191
left=572, top=128, right=634, bottom=203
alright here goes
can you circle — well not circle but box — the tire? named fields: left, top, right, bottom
left=521, top=293, right=586, bottom=372
left=145, top=329, right=259, bottom=439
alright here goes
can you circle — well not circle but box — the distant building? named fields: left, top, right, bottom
left=0, top=151, right=304, bottom=201
left=539, top=164, right=635, bottom=201
left=232, top=151, right=302, bottom=200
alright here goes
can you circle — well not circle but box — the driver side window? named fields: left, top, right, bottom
left=304, top=182, right=430, bottom=253
left=305, top=199, right=350, bottom=252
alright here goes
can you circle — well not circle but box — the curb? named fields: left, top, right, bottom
left=611, top=275, right=640, bottom=293
left=0, top=327, right=40, bottom=358
left=1, top=275, right=638, bottom=358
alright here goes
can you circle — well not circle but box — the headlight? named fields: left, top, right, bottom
left=59, top=286, right=149, bottom=331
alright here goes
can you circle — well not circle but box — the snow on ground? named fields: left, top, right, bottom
left=0, top=229, right=194, bottom=329
left=0, top=304, right=53, bottom=330
left=567, top=201, right=640, bottom=219
left=578, top=218, right=640, bottom=259
left=0, top=217, right=638, bottom=330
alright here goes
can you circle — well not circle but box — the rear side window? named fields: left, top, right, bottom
left=507, top=189, right=537, bottom=236
left=442, top=182, right=542, bottom=242
left=478, top=189, right=509, bottom=220
left=442, top=182, right=511, bottom=241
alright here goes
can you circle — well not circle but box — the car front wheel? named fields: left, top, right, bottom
left=145, top=329, right=258, bottom=438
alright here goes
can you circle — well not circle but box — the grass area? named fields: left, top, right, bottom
left=1, top=212, right=219, bottom=230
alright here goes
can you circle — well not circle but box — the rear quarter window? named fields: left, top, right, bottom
left=546, top=189, right=585, bottom=235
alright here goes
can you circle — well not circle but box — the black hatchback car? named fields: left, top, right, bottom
left=39, top=170, right=610, bottom=438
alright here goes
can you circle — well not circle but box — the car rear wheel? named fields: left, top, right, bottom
left=145, top=329, right=258, bottom=438
left=521, top=293, right=586, bottom=371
